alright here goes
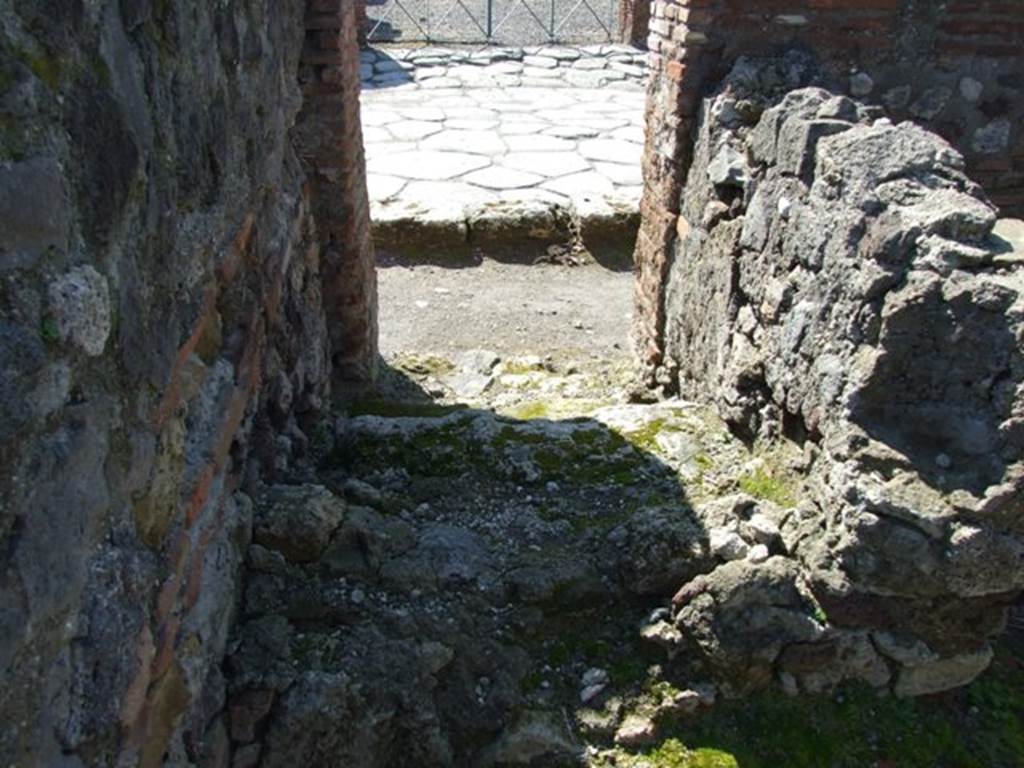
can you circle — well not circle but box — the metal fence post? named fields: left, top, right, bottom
left=487, top=0, right=493, bottom=41
left=550, top=0, right=556, bottom=42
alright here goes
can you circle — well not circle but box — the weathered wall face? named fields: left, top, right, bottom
left=635, top=0, right=1024, bottom=376
left=300, top=0, right=379, bottom=390
left=619, top=0, right=652, bottom=47
left=649, top=55, right=1024, bottom=696
left=0, top=0, right=373, bottom=765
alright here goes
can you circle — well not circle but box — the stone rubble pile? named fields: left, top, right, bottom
left=220, top=351, right=795, bottom=765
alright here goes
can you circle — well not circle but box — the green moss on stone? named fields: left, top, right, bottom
left=40, top=316, right=60, bottom=344
left=632, top=740, right=738, bottom=768
left=508, top=401, right=552, bottom=420
left=737, top=466, right=797, bottom=508
left=636, top=640, right=1024, bottom=768
left=25, top=49, right=61, bottom=90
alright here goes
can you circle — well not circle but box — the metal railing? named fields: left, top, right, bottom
left=365, top=0, right=620, bottom=45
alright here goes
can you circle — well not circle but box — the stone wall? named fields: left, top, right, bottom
left=0, top=1, right=373, bottom=765
left=635, top=0, right=1024, bottom=376
left=653, top=57, right=1024, bottom=697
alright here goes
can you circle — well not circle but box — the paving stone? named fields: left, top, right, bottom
left=462, top=166, right=546, bottom=190
left=444, top=106, right=500, bottom=120
left=505, top=134, right=577, bottom=152
left=422, top=77, right=465, bottom=89
left=409, top=47, right=455, bottom=60
left=609, top=62, right=646, bottom=78
left=575, top=99, right=630, bottom=113
left=536, top=47, right=582, bottom=61
left=425, top=97, right=478, bottom=108
left=360, top=63, right=373, bottom=80
left=500, top=122, right=549, bottom=135
left=486, top=101, right=537, bottom=113
left=522, top=66, right=563, bottom=79
left=523, top=55, right=558, bottom=69
left=544, top=124, right=601, bottom=139
left=361, top=45, right=647, bottom=253
left=502, top=152, right=590, bottom=178
left=467, top=50, right=502, bottom=65
left=368, top=151, right=491, bottom=181
left=541, top=170, right=617, bottom=197
left=367, top=173, right=406, bottom=202
left=559, top=116, right=631, bottom=131
left=361, top=109, right=401, bottom=127
left=400, top=180, right=497, bottom=207
left=421, top=129, right=507, bottom=154
left=483, top=62, right=524, bottom=75
left=375, top=59, right=413, bottom=73
left=469, top=47, right=523, bottom=62
left=447, top=119, right=501, bottom=131
left=373, top=71, right=415, bottom=86
left=362, top=126, right=392, bottom=143
left=564, top=70, right=607, bottom=89
left=395, top=107, right=446, bottom=122
left=593, top=162, right=643, bottom=186
left=389, top=119, right=445, bottom=141
left=520, top=78, right=570, bottom=88
left=415, top=67, right=449, bottom=80
left=610, top=125, right=645, bottom=144
left=606, top=80, right=644, bottom=92
left=579, top=139, right=641, bottom=165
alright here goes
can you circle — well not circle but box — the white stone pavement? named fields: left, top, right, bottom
left=360, top=45, right=649, bottom=256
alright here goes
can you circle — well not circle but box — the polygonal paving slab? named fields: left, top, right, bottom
left=368, top=151, right=492, bottom=181
left=500, top=152, right=591, bottom=178
left=420, top=129, right=507, bottom=154
left=462, top=166, right=547, bottom=190
left=361, top=45, right=647, bottom=259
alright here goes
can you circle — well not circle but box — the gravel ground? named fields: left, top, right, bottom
left=366, top=0, right=621, bottom=45
left=377, top=257, right=634, bottom=359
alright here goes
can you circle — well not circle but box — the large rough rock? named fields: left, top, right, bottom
left=659, top=56, right=1024, bottom=696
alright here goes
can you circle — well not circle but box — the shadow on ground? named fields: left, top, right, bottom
left=228, top=359, right=1024, bottom=766
left=360, top=47, right=414, bottom=90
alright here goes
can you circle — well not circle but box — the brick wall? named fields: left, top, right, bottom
left=620, top=0, right=653, bottom=46
left=299, top=0, right=379, bottom=392
left=355, top=0, right=369, bottom=44
left=634, top=0, right=1024, bottom=378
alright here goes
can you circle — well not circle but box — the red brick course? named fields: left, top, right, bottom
left=300, top=0, right=379, bottom=392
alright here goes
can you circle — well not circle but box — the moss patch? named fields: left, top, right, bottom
left=626, top=639, right=1024, bottom=768
left=737, top=465, right=797, bottom=508
left=22, top=47, right=61, bottom=89
left=620, top=740, right=738, bottom=768
left=508, top=401, right=553, bottom=420
left=392, top=353, right=455, bottom=378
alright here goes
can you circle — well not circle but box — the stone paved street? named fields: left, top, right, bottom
left=361, top=45, right=648, bottom=257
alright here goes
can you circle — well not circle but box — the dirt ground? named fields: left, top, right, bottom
left=377, top=256, right=635, bottom=360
